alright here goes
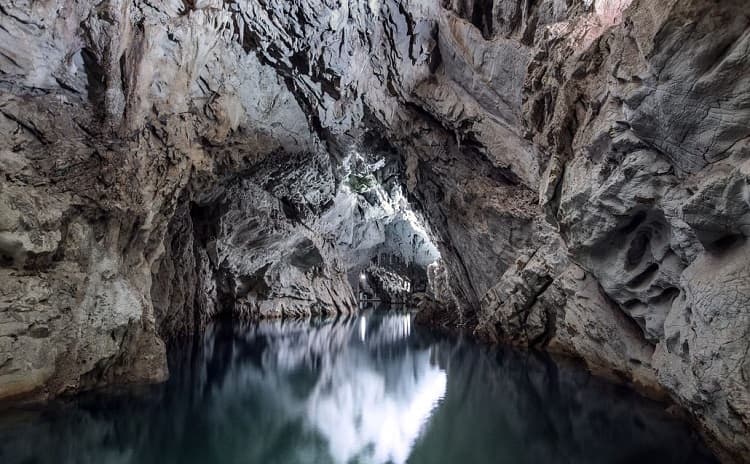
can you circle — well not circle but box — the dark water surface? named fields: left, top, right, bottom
left=0, top=311, right=717, bottom=464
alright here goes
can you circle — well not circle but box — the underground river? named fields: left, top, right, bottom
left=0, top=311, right=717, bottom=464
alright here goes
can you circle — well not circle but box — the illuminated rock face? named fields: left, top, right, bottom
left=1, top=0, right=749, bottom=459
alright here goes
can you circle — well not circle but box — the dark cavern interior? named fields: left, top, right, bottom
left=0, top=0, right=749, bottom=463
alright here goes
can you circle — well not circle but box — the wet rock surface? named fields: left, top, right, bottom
left=0, top=0, right=748, bottom=460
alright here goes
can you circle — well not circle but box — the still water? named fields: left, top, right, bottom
left=0, top=311, right=716, bottom=464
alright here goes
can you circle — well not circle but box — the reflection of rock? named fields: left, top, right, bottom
left=409, top=339, right=716, bottom=464
left=0, top=313, right=446, bottom=464
left=307, top=345, right=445, bottom=464
left=0, top=314, right=715, bottom=464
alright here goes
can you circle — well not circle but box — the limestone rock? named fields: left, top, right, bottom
left=1, top=0, right=749, bottom=460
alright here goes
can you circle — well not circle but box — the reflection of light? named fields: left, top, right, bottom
left=307, top=347, right=446, bottom=464
left=360, top=273, right=366, bottom=280
left=204, top=315, right=444, bottom=464
left=383, top=367, right=446, bottom=463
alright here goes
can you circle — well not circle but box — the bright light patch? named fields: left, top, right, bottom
left=359, top=316, right=367, bottom=342
left=306, top=351, right=447, bottom=464
left=368, top=0, right=380, bottom=18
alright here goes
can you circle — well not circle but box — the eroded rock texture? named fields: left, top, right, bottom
left=1, top=0, right=748, bottom=460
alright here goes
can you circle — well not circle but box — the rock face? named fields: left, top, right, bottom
left=363, top=265, right=411, bottom=304
left=152, top=149, right=357, bottom=342
left=1, top=0, right=749, bottom=461
left=318, top=151, right=441, bottom=289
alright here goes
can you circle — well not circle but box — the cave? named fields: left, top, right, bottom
left=0, top=1, right=749, bottom=463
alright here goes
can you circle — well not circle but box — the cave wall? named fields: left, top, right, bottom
left=0, top=0, right=356, bottom=400
left=1, top=0, right=749, bottom=460
left=152, top=148, right=357, bottom=343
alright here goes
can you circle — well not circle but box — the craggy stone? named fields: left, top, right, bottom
left=1, top=1, right=749, bottom=460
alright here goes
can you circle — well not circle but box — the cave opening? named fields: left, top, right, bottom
left=151, top=144, right=444, bottom=333
left=322, top=150, right=442, bottom=309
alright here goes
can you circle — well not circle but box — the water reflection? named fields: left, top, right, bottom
left=0, top=312, right=716, bottom=464
left=305, top=316, right=444, bottom=464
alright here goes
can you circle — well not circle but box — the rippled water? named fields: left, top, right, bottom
left=0, top=311, right=716, bottom=464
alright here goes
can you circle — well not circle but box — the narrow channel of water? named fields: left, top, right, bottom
left=0, top=311, right=716, bottom=464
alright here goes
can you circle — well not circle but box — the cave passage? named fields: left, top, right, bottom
left=156, top=148, right=445, bottom=325
left=0, top=311, right=717, bottom=464
left=329, top=152, right=443, bottom=308
left=1, top=0, right=748, bottom=461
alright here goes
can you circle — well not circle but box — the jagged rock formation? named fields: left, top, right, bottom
left=318, top=151, right=441, bottom=289
left=0, top=0, right=748, bottom=461
left=151, top=149, right=357, bottom=343
left=362, top=265, right=411, bottom=304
